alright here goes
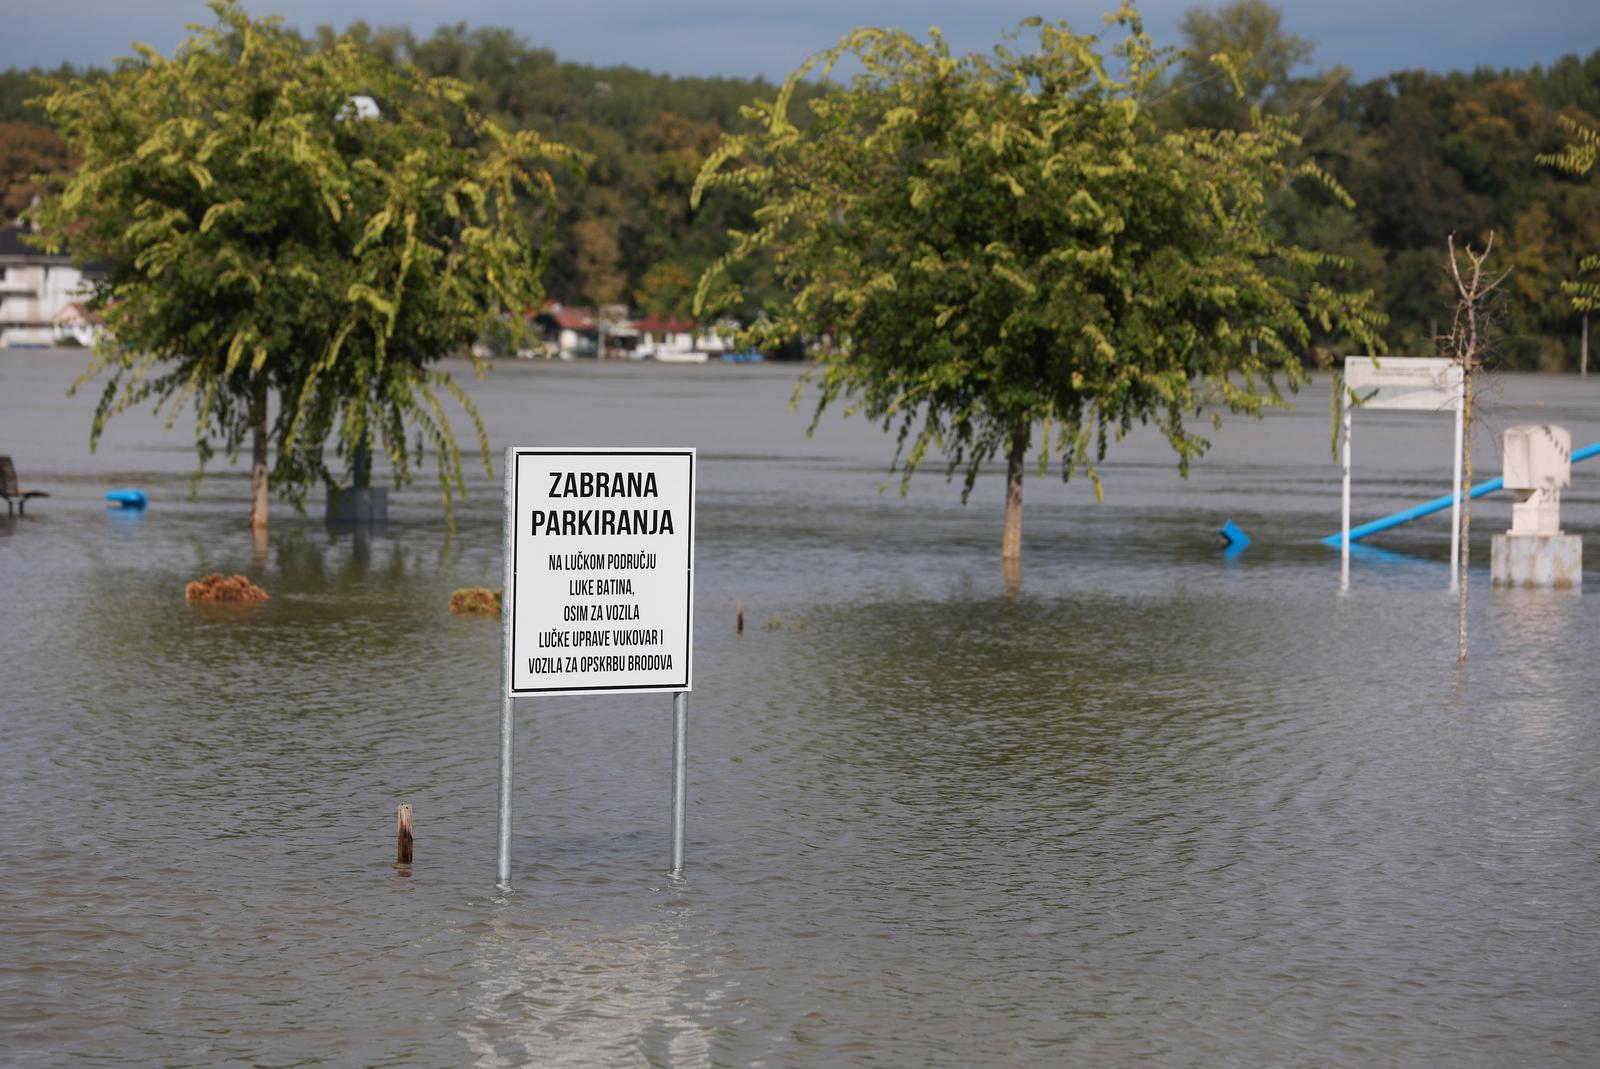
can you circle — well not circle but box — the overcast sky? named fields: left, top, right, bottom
left=3, top=1, right=1597, bottom=84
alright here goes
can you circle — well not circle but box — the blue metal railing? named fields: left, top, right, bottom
left=1322, top=440, right=1600, bottom=547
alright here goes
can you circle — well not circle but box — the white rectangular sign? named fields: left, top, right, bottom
left=1344, top=356, right=1463, bottom=412
left=506, top=447, right=694, bottom=696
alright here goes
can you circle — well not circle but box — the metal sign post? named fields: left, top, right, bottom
left=1449, top=372, right=1465, bottom=591
left=1338, top=357, right=1464, bottom=592
left=496, top=446, right=696, bottom=889
left=1341, top=384, right=1352, bottom=592
left=498, top=450, right=518, bottom=888
left=671, top=691, right=687, bottom=877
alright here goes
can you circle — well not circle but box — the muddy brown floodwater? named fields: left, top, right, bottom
left=3, top=350, right=1599, bottom=1066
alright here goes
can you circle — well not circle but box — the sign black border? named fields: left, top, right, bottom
left=507, top=448, right=694, bottom=696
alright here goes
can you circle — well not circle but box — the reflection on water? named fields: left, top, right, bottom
left=463, top=901, right=727, bottom=1068
left=3, top=351, right=1599, bottom=1066
left=1345, top=540, right=1439, bottom=569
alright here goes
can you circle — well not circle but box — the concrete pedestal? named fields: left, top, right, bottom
left=325, top=486, right=388, bottom=527
left=1491, top=533, right=1582, bottom=590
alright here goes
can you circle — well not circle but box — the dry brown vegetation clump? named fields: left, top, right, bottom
left=185, top=573, right=269, bottom=603
left=450, top=587, right=502, bottom=616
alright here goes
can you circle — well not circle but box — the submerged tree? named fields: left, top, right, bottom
left=31, top=1, right=576, bottom=529
left=693, top=3, right=1384, bottom=562
left=1447, top=232, right=1506, bottom=665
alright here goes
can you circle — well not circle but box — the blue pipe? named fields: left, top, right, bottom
left=1323, top=440, right=1600, bottom=547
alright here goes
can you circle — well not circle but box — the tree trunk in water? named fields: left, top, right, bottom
left=354, top=435, right=371, bottom=491
left=250, top=380, right=269, bottom=531
left=1446, top=230, right=1500, bottom=666
left=1002, top=426, right=1027, bottom=563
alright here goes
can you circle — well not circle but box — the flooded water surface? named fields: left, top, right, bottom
left=3, top=351, right=1599, bottom=1066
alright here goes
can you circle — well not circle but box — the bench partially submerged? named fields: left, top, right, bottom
left=0, top=456, right=49, bottom=515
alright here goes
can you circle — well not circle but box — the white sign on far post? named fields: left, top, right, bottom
left=1339, top=357, right=1465, bottom=592
left=1343, top=356, right=1461, bottom=412
left=496, top=446, right=696, bottom=889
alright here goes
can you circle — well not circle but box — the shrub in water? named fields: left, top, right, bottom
left=450, top=587, right=502, bottom=616
left=185, top=573, right=268, bottom=603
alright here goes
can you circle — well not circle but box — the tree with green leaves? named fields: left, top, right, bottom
left=693, top=3, right=1384, bottom=563
left=31, top=1, right=576, bottom=530
left=0, top=121, right=71, bottom=219
left=1539, top=114, right=1600, bottom=314
left=1172, top=0, right=1314, bottom=127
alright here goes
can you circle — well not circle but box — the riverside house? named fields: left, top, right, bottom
left=0, top=220, right=104, bottom=348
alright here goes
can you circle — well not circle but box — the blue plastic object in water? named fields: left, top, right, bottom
left=106, top=488, right=148, bottom=510
left=1218, top=518, right=1251, bottom=549
left=1322, top=439, right=1600, bottom=547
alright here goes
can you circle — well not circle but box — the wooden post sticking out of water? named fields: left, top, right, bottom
left=736, top=599, right=744, bottom=635
left=396, top=804, right=414, bottom=864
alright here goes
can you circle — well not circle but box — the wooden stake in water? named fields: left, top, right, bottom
left=736, top=599, right=744, bottom=635
left=396, top=804, right=414, bottom=864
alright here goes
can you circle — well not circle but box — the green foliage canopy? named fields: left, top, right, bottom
left=694, top=4, right=1385, bottom=508
left=307, top=21, right=808, bottom=318
left=11, top=6, right=1598, bottom=372
left=1173, top=0, right=1315, bottom=127
left=31, top=1, right=578, bottom=519
left=0, top=120, right=71, bottom=218
left=1539, top=114, right=1600, bottom=312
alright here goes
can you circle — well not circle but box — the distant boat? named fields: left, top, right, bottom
left=652, top=349, right=709, bottom=364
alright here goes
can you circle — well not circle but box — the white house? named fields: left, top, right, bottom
left=52, top=302, right=105, bottom=348
left=531, top=301, right=598, bottom=359
left=631, top=312, right=698, bottom=354
left=0, top=221, right=104, bottom=348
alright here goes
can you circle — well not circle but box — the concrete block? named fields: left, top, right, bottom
left=1502, top=424, right=1572, bottom=537
left=1502, top=424, right=1571, bottom=490
left=1491, top=533, right=1582, bottom=590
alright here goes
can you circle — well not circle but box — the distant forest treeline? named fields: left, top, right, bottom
left=1, top=8, right=1597, bottom=369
